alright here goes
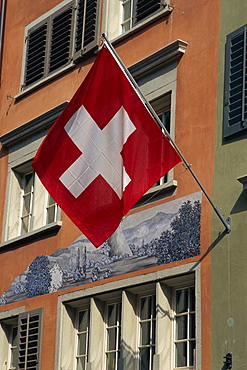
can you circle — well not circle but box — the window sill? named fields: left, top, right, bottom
left=0, top=221, right=62, bottom=249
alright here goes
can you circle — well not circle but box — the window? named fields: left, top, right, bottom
left=121, top=0, right=166, bottom=33
left=174, top=287, right=196, bottom=369
left=0, top=103, right=65, bottom=245
left=6, top=161, right=58, bottom=240
left=105, top=302, right=121, bottom=370
left=9, top=325, right=18, bottom=370
left=138, top=295, right=156, bottom=370
left=0, top=309, right=43, bottom=370
left=57, top=271, right=198, bottom=370
left=75, top=308, right=90, bottom=370
left=22, top=0, right=100, bottom=91
left=103, top=0, right=171, bottom=40
left=151, top=93, right=171, bottom=188
left=223, top=24, right=247, bottom=138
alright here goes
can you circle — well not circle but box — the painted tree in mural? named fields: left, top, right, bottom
left=156, top=200, right=201, bottom=264
left=26, top=255, right=51, bottom=298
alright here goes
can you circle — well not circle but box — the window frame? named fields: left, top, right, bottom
left=104, top=301, right=122, bottom=370
left=19, top=0, right=100, bottom=96
left=137, top=293, right=156, bottom=370
left=173, top=286, right=196, bottom=370
left=56, top=266, right=199, bottom=370
left=0, top=103, right=66, bottom=247
left=75, top=307, right=90, bottom=370
left=223, top=24, right=247, bottom=138
left=0, top=308, right=42, bottom=370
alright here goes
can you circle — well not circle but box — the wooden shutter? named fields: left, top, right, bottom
left=223, top=25, right=247, bottom=138
left=74, top=0, right=99, bottom=60
left=49, top=6, right=74, bottom=73
left=25, top=23, right=47, bottom=87
left=18, top=309, right=43, bottom=370
left=135, top=0, right=162, bottom=24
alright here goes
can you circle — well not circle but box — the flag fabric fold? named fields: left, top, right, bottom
left=33, top=43, right=181, bottom=246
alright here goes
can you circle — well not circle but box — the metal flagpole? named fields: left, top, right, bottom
left=101, top=33, right=231, bottom=234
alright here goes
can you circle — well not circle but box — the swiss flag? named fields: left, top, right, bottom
left=33, top=44, right=181, bottom=246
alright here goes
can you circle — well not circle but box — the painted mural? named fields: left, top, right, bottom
left=0, top=192, right=201, bottom=306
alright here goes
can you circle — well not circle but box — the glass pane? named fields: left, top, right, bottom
left=108, top=304, right=118, bottom=327
left=76, top=356, right=86, bottom=370
left=190, top=287, right=195, bottom=311
left=22, top=194, right=31, bottom=215
left=140, top=296, right=152, bottom=320
left=106, top=352, right=116, bottom=370
left=189, top=340, right=196, bottom=366
left=189, top=313, right=196, bottom=338
left=12, top=326, right=18, bottom=346
left=176, top=315, right=187, bottom=340
left=176, top=289, right=188, bottom=314
left=21, top=216, right=29, bottom=235
left=11, top=346, right=18, bottom=369
left=24, top=173, right=34, bottom=193
left=123, top=0, right=131, bottom=21
left=78, top=333, right=87, bottom=355
left=47, top=195, right=55, bottom=206
left=175, top=342, right=187, bottom=367
left=107, top=328, right=117, bottom=351
left=78, top=310, right=89, bottom=332
left=122, top=21, right=130, bottom=33
left=139, top=347, right=150, bottom=370
left=46, top=205, right=55, bottom=224
left=140, top=321, right=151, bottom=345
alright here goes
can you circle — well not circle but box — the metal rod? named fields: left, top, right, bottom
left=101, top=33, right=231, bottom=233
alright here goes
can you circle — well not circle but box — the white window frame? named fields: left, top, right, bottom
left=0, top=103, right=66, bottom=247
left=105, top=301, right=121, bottom=370
left=137, top=293, right=156, bottom=370
left=173, top=286, right=196, bottom=370
left=56, top=263, right=200, bottom=370
left=103, top=0, right=172, bottom=41
left=75, top=307, right=90, bottom=370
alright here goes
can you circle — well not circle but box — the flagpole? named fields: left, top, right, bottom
left=101, top=33, right=231, bottom=234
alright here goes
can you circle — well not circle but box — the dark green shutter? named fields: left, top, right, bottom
left=135, top=0, right=162, bottom=24
left=223, top=25, right=247, bottom=138
left=49, top=6, right=74, bottom=73
left=74, top=0, right=99, bottom=59
left=25, top=24, right=47, bottom=87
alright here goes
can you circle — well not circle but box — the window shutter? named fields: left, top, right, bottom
left=18, top=309, right=42, bottom=370
left=49, top=6, right=74, bottom=73
left=223, top=25, right=247, bottom=138
left=135, top=0, right=162, bottom=24
left=74, top=0, right=99, bottom=60
left=25, top=24, right=47, bottom=87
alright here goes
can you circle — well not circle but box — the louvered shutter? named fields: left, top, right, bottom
left=74, top=0, right=99, bottom=60
left=18, top=309, right=42, bottom=370
left=135, top=0, right=163, bottom=24
left=49, top=6, right=74, bottom=73
left=223, top=25, right=247, bottom=138
left=25, top=23, right=47, bottom=87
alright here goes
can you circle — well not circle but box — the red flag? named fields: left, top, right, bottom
left=33, top=44, right=181, bottom=246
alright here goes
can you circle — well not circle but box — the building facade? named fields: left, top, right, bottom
left=211, top=1, right=247, bottom=369
left=0, top=0, right=227, bottom=369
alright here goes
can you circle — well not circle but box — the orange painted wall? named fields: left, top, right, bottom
left=0, top=0, right=222, bottom=369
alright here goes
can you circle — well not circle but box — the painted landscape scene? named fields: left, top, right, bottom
left=0, top=192, right=201, bottom=305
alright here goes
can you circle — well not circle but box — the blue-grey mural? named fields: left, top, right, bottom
left=0, top=192, right=201, bottom=306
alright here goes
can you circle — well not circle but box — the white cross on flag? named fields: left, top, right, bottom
left=33, top=44, right=181, bottom=247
